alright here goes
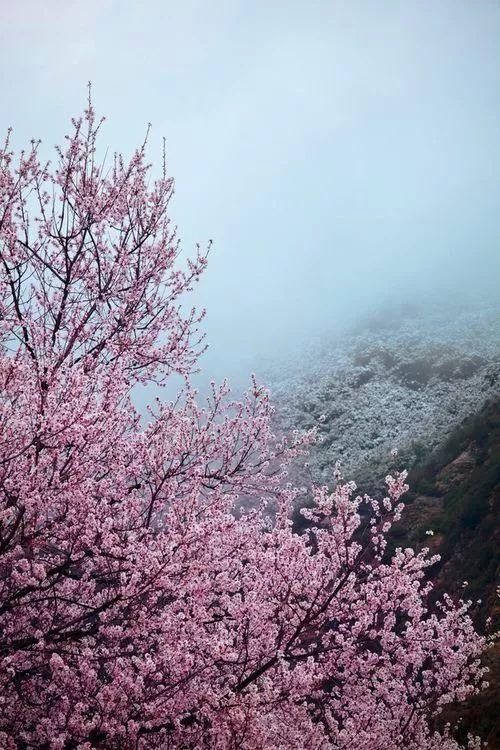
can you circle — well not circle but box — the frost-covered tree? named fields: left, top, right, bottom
left=0, top=103, right=488, bottom=749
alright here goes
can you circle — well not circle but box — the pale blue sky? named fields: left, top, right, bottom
left=2, top=1, right=500, bottom=382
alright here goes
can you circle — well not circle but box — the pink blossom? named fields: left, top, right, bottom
left=0, top=104, right=489, bottom=749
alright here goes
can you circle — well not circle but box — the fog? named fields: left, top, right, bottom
left=2, top=1, right=500, bottom=387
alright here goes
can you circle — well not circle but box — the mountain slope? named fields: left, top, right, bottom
left=268, top=303, right=500, bottom=487
left=391, top=397, right=500, bottom=747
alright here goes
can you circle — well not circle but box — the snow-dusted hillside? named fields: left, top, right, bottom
left=266, top=302, right=500, bottom=488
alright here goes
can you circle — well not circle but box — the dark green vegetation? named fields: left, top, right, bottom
left=391, top=397, right=500, bottom=747
left=398, top=397, right=500, bottom=620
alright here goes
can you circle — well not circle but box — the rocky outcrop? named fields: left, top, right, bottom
left=435, top=448, right=477, bottom=493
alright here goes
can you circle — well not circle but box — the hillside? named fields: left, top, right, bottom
left=267, top=302, right=500, bottom=487
left=392, top=397, right=500, bottom=747
left=267, top=302, right=500, bottom=746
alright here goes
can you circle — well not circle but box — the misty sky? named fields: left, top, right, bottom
left=2, top=1, right=500, bottom=383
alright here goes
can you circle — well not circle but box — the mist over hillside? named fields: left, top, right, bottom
left=264, top=298, right=500, bottom=488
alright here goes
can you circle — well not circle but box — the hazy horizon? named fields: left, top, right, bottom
left=2, top=1, right=500, bottom=386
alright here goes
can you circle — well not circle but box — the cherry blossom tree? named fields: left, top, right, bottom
left=0, top=101, right=489, bottom=749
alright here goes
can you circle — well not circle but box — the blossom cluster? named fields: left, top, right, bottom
left=0, top=105, right=489, bottom=749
